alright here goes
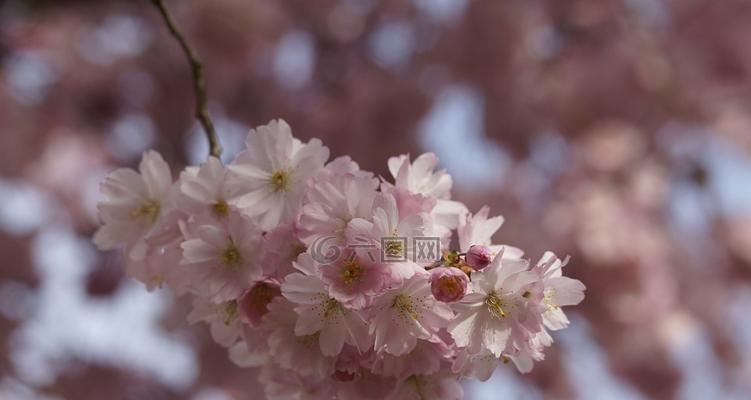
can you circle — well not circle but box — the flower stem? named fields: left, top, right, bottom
left=151, top=0, right=222, bottom=159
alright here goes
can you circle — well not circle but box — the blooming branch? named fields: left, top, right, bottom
left=93, top=119, right=585, bottom=399
left=151, top=0, right=221, bottom=158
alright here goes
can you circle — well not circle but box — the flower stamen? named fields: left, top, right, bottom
left=485, top=292, right=507, bottom=319
left=322, top=297, right=343, bottom=319
left=543, top=289, right=559, bottom=310
left=131, top=200, right=160, bottom=224
left=392, top=294, right=419, bottom=320
left=222, top=300, right=239, bottom=325
left=269, top=170, right=290, bottom=192
left=297, top=331, right=320, bottom=347
left=212, top=199, right=229, bottom=216
left=341, top=260, right=362, bottom=284
left=221, top=246, right=241, bottom=267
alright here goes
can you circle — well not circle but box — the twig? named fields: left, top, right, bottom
left=151, top=0, right=222, bottom=159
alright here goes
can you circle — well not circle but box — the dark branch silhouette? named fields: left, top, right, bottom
left=151, top=0, right=222, bottom=159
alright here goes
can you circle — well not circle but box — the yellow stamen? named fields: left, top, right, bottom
left=322, top=297, right=343, bottom=319
left=212, top=199, right=229, bottom=216
left=485, top=292, right=507, bottom=319
left=221, top=246, right=241, bottom=267
left=392, top=294, right=419, bottom=320
left=341, top=260, right=362, bottom=284
left=543, top=289, right=559, bottom=310
left=223, top=300, right=239, bottom=325
left=131, top=200, right=160, bottom=224
left=269, top=170, right=290, bottom=192
left=297, top=331, right=320, bottom=347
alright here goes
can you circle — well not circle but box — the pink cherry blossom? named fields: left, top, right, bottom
left=318, top=249, right=389, bottom=309
left=458, top=206, right=526, bottom=263
left=228, top=119, right=329, bottom=230
left=262, top=297, right=334, bottom=379
left=260, top=222, right=305, bottom=280
left=387, top=153, right=452, bottom=200
left=298, top=173, right=378, bottom=246
left=179, top=156, right=244, bottom=218
left=124, top=209, right=192, bottom=294
left=386, top=152, right=467, bottom=234
left=448, top=252, right=544, bottom=357
left=180, top=210, right=263, bottom=302
left=370, top=273, right=453, bottom=356
left=94, top=150, right=173, bottom=260
left=348, top=193, right=432, bottom=279
left=281, top=254, right=371, bottom=355
left=533, top=251, right=586, bottom=330
left=187, top=296, right=244, bottom=347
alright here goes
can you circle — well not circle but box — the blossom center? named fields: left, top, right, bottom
left=392, top=294, right=419, bottom=320
left=322, top=297, right=343, bottom=319
left=222, top=300, right=239, bottom=325
left=131, top=199, right=160, bottom=224
left=297, top=331, right=320, bottom=347
left=212, top=199, right=229, bottom=216
left=269, top=170, right=290, bottom=192
left=436, top=275, right=463, bottom=298
left=341, top=260, right=363, bottom=284
left=485, top=292, right=507, bottom=319
left=221, top=246, right=242, bottom=267
left=543, top=289, right=559, bottom=310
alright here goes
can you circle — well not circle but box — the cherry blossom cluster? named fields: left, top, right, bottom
left=94, top=119, right=585, bottom=399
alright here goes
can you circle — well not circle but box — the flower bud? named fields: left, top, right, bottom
left=430, top=267, right=469, bottom=302
left=466, top=245, right=492, bottom=270
left=239, top=281, right=280, bottom=327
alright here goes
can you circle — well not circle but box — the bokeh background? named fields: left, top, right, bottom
left=2, top=0, right=751, bottom=399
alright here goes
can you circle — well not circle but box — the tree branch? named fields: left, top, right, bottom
left=151, top=0, right=222, bottom=159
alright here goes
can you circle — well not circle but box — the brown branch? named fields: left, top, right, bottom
left=150, top=0, right=222, bottom=159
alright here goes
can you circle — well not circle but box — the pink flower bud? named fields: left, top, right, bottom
left=430, top=267, right=469, bottom=303
left=239, top=281, right=280, bottom=327
left=466, top=245, right=492, bottom=270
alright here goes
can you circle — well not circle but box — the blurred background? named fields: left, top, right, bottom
left=1, top=0, right=751, bottom=399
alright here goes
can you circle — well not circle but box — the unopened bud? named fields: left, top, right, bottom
left=466, top=245, right=492, bottom=270
left=430, top=267, right=469, bottom=302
